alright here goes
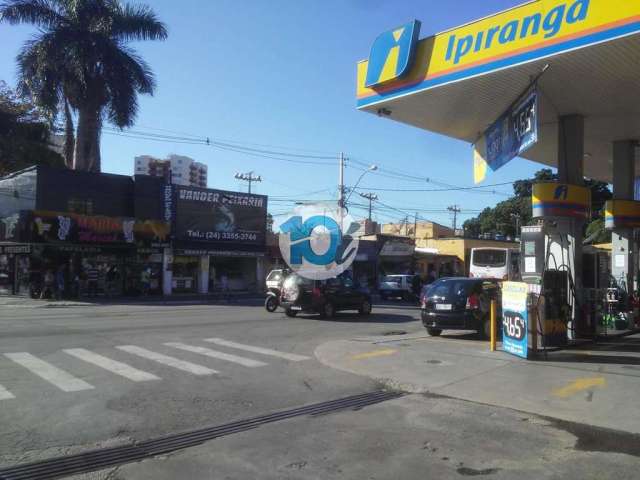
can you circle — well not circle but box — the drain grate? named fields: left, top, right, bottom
left=0, top=390, right=403, bottom=480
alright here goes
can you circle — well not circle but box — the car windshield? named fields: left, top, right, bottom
left=383, top=275, right=404, bottom=282
left=425, top=279, right=474, bottom=300
left=473, top=250, right=507, bottom=267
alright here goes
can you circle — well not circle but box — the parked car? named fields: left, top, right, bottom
left=420, top=277, right=500, bottom=338
left=280, top=274, right=372, bottom=318
left=379, top=274, right=419, bottom=300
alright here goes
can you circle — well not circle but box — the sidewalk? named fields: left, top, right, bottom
left=315, top=331, right=640, bottom=434
left=0, top=292, right=263, bottom=309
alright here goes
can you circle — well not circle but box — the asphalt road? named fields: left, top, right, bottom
left=0, top=300, right=422, bottom=466
left=1, top=300, right=639, bottom=479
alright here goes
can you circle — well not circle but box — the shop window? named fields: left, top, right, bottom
left=67, top=198, right=93, bottom=215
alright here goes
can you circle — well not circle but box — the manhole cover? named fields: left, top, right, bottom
left=382, top=330, right=407, bottom=336
left=425, top=360, right=442, bottom=365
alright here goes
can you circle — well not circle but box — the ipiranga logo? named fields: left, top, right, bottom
left=445, top=0, right=590, bottom=65
left=365, top=20, right=421, bottom=88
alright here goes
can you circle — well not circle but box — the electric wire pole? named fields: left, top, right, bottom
left=448, top=205, right=461, bottom=232
left=358, top=192, right=378, bottom=221
left=338, top=152, right=345, bottom=209
left=235, top=171, right=262, bottom=193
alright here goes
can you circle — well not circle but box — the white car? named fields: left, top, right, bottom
left=379, top=274, right=417, bottom=300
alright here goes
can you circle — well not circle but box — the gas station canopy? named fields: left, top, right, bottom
left=357, top=0, right=640, bottom=183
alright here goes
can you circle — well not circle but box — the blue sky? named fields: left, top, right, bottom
left=0, top=0, right=545, bottom=226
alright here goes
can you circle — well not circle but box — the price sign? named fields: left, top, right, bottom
left=501, top=282, right=529, bottom=359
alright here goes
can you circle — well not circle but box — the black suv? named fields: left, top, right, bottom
left=420, top=277, right=500, bottom=338
left=280, top=274, right=372, bottom=318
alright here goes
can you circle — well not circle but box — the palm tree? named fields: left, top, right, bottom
left=0, top=0, right=167, bottom=172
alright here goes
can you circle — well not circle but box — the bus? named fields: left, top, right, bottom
left=469, top=247, right=520, bottom=281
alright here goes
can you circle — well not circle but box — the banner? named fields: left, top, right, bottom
left=501, top=281, right=529, bottom=359
left=174, top=186, right=267, bottom=246
left=474, top=87, right=538, bottom=183
left=26, top=211, right=170, bottom=245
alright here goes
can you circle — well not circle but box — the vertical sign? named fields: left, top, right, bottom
left=163, top=183, right=175, bottom=236
left=474, top=87, right=538, bottom=183
left=501, top=281, right=529, bottom=359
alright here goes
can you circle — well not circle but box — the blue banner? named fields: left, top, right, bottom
left=501, top=282, right=529, bottom=359
left=484, top=88, right=538, bottom=173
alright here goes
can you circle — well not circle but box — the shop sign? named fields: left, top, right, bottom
left=0, top=244, right=31, bottom=254
left=279, top=203, right=362, bottom=280
left=365, top=20, right=421, bottom=88
left=174, top=186, right=267, bottom=246
left=379, top=241, right=414, bottom=257
left=473, top=87, right=538, bottom=183
left=163, top=183, right=176, bottom=226
left=604, top=200, right=640, bottom=229
left=28, top=211, right=170, bottom=245
left=357, top=0, right=640, bottom=108
left=176, top=249, right=265, bottom=258
left=502, top=281, right=529, bottom=359
left=531, top=183, right=590, bottom=219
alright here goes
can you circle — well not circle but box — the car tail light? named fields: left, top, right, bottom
left=312, top=287, right=322, bottom=300
left=466, top=294, right=479, bottom=310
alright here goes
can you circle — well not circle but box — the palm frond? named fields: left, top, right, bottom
left=0, top=0, right=65, bottom=28
left=110, top=2, right=167, bottom=41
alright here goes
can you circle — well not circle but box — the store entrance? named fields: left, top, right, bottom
left=210, top=257, right=257, bottom=292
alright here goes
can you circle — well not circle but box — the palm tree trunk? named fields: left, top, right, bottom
left=63, top=98, right=75, bottom=168
left=74, top=106, right=101, bottom=172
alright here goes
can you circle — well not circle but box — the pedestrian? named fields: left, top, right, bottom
left=140, top=267, right=151, bottom=296
left=55, top=266, right=65, bottom=300
left=87, top=264, right=99, bottom=298
left=41, top=269, right=55, bottom=299
left=220, top=273, right=229, bottom=302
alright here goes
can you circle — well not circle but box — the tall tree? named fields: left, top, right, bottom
left=0, top=0, right=167, bottom=172
left=0, top=80, right=64, bottom=175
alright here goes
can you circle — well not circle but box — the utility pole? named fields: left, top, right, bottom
left=448, top=205, right=461, bottom=232
left=338, top=152, right=345, bottom=209
left=235, top=171, right=262, bottom=193
left=358, top=192, right=378, bottom=221
left=510, top=213, right=521, bottom=237
left=414, top=213, right=418, bottom=239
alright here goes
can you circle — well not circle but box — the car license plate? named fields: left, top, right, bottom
left=435, top=304, right=452, bottom=311
left=290, top=306, right=302, bottom=311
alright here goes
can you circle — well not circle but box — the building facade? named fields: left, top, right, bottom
left=134, top=154, right=207, bottom=187
left=0, top=166, right=268, bottom=297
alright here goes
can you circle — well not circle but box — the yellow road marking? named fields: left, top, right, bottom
left=552, top=377, right=606, bottom=398
left=350, top=349, right=397, bottom=360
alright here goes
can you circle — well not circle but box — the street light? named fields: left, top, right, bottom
left=344, top=164, right=377, bottom=207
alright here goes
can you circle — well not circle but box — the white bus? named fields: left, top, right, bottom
left=469, top=247, right=520, bottom=281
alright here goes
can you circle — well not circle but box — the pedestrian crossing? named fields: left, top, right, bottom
left=0, top=338, right=310, bottom=400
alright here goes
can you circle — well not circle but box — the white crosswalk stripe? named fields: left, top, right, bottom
left=63, top=348, right=160, bottom=382
left=164, top=342, right=268, bottom=368
left=116, top=345, right=218, bottom=375
left=4, top=352, right=94, bottom=392
left=204, top=338, right=311, bottom=362
left=0, top=383, right=16, bottom=400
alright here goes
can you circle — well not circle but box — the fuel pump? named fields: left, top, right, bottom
left=520, top=183, right=592, bottom=352
left=520, top=224, right=572, bottom=349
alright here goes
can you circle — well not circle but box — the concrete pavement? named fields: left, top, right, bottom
left=315, top=330, right=640, bottom=434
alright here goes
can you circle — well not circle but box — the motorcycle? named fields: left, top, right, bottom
left=265, top=287, right=280, bottom=312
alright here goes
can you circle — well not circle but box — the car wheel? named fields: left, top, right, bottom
left=359, top=299, right=372, bottom=316
left=285, top=309, right=298, bottom=318
left=322, top=302, right=335, bottom=319
left=426, top=328, right=442, bottom=336
left=265, top=296, right=278, bottom=312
